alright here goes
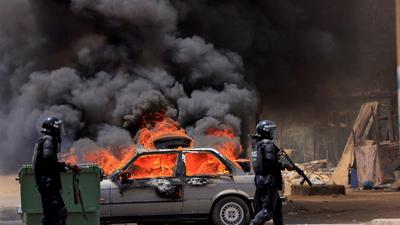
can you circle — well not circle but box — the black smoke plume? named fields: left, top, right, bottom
left=0, top=0, right=395, bottom=173
left=0, top=0, right=256, bottom=173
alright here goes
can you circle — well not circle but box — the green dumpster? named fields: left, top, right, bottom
left=18, top=164, right=101, bottom=225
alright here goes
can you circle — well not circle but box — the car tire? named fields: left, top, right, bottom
left=211, top=196, right=250, bottom=225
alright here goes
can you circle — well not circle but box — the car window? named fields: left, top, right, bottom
left=185, top=152, right=231, bottom=177
left=127, top=153, right=179, bottom=179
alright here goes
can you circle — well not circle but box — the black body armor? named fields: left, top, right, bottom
left=251, top=138, right=285, bottom=225
left=32, top=135, right=68, bottom=225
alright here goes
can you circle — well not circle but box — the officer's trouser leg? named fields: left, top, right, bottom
left=252, top=208, right=272, bottom=225
left=53, top=191, right=67, bottom=225
left=40, top=194, right=54, bottom=225
left=251, top=187, right=272, bottom=225
left=40, top=191, right=67, bottom=225
left=272, top=191, right=283, bottom=225
left=56, top=207, right=68, bottom=225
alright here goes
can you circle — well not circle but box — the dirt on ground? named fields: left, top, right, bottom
left=0, top=175, right=20, bottom=221
left=284, top=189, right=400, bottom=224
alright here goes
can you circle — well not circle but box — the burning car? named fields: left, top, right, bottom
left=99, top=147, right=255, bottom=225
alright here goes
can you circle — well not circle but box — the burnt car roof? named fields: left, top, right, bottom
left=111, top=148, right=245, bottom=178
left=152, top=135, right=193, bottom=149
left=136, top=147, right=223, bottom=154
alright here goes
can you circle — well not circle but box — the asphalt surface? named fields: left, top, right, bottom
left=1, top=220, right=400, bottom=225
left=2, top=176, right=400, bottom=225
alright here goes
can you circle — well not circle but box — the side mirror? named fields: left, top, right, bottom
left=116, top=170, right=133, bottom=196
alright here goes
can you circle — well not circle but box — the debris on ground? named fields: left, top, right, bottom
left=283, top=159, right=334, bottom=195
left=282, top=157, right=399, bottom=194
left=363, top=181, right=375, bottom=190
left=390, top=180, right=400, bottom=190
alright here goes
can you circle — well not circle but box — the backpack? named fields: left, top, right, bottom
left=251, top=139, right=272, bottom=174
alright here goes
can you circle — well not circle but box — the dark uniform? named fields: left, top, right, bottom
left=251, top=120, right=292, bottom=225
left=32, top=117, right=68, bottom=225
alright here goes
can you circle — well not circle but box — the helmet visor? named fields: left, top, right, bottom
left=54, top=120, right=66, bottom=136
left=269, top=127, right=277, bottom=140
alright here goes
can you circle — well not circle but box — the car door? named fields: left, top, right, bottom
left=182, top=151, right=237, bottom=214
left=109, top=152, right=184, bottom=216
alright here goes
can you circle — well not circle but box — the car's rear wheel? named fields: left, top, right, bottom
left=211, top=196, right=250, bottom=225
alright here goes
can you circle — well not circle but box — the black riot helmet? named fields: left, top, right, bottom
left=41, top=117, right=64, bottom=137
left=254, top=120, right=277, bottom=140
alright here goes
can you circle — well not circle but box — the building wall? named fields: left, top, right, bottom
left=396, top=0, right=400, bottom=148
left=260, top=0, right=398, bottom=164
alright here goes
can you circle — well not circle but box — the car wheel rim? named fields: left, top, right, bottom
left=219, top=202, right=244, bottom=225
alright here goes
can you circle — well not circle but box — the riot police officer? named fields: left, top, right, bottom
left=32, top=117, right=76, bottom=225
left=250, top=120, right=293, bottom=225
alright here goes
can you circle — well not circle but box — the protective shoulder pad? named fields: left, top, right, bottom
left=257, top=139, right=274, bottom=151
left=259, top=139, right=273, bottom=145
left=38, top=135, right=52, bottom=143
left=258, top=140, right=277, bottom=161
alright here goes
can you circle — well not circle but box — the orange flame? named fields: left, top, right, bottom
left=206, top=127, right=243, bottom=162
left=185, top=152, right=230, bottom=176
left=137, top=113, right=190, bottom=149
left=129, top=153, right=178, bottom=179
left=61, top=147, right=79, bottom=165
left=83, top=147, right=136, bottom=175
left=62, top=146, right=136, bottom=175
left=61, top=114, right=245, bottom=177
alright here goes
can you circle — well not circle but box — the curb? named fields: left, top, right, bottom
left=366, top=219, right=400, bottom=225
left=288, top=219, right=400, bottom=225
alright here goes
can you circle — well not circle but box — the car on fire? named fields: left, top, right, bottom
left=99, top=147, right=256, bottom=225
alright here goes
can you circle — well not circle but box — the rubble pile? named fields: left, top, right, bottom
left=283, top=159, right=333, bottom=194
left=390, top=180, right=400, bottom=190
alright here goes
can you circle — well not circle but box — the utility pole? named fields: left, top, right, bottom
left=396, top=0, right=400, bottom=154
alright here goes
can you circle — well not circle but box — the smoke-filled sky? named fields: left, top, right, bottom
left=175, top=0, right=396, bottom=111
left=0, top=0, right=396, bottom=173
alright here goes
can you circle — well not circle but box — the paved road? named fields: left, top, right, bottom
left=1, top=220, right=400, bottom=225
left=0, top=222, right=23, bottom=225
left=0, top=222, right=139, bottom=225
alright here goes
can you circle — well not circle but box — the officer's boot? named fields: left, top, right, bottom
left=56, top=207, right=68, bottom=225
left=250, top=209, right=272, bottom=225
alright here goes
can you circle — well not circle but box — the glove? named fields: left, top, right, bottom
left=68, top=164, right=81, bottom=174
left=283, top=163, right=295, bottom=171
left=255, top=175, right=266, bottom=188
left=255, top=175, right=274, bottom=188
